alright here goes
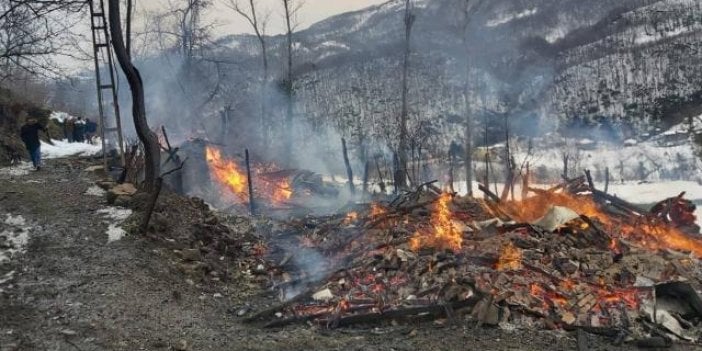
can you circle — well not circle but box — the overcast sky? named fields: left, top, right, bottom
left=141, top=0, right=388, bottom=36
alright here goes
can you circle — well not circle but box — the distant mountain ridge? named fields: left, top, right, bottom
left=72, top=0, right=702, bottom=153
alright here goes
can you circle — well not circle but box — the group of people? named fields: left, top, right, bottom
left=19, top=115, right=99, bottom=171
left=63, top=116, right=98, bottom=144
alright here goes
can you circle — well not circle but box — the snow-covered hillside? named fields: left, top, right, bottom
left=45, top=0, right=702, bottom=178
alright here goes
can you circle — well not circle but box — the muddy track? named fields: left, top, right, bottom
left=0, top=159, right=657, bottom=351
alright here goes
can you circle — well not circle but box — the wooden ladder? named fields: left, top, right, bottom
left=88, top=0, right=126, bottom=169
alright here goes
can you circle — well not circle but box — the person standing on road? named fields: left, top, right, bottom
left=85, top=118, right=98, bottom=144
left=20, top=118, right=51, bottom=171
left=65, top=116, right=75, bottom=143
left=73, top=117, right=86, bottom=143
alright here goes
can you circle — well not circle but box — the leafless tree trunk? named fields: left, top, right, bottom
left=457, top=0, right=485, bottom=197
left=463, top=91, right=473, bottom=196
left=175, top=0, right=209, bottom=67
left=281, top=0, right=298, bottom=164
left=108, top=0, right=161, bottom=192
left=395, top=0, right=414, bottom=190
left=228, top=0, right=270, bottom=146
left=126, top=0, right=132, bottom=59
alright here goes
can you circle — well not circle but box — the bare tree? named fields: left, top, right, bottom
left=176, top=0, right=210, bottom=63
left=126, top=0, right=133, bottom=58
left=0, top=0, right=87, bottom=81
left=226, top=0, right=270, bottom=145
left=395, top=0, right=415, bottom=190
left=446, top=0, right=485, bottom=197
left=281, top=0, right=301, bottom=163
left=108, top=0, right=161, bottom=192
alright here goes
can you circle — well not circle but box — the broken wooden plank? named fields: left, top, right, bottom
left=478, top=184, right=500, bottom=203
left=320, top=295, right=483, bottom=329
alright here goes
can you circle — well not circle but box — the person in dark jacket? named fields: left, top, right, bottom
left=65, top=117, right=75, bottom=142
left=73, top=117, right=86, bottom=143
left=85, top=118, right=98, bottom=144
left=20, top=118, right=50, bottom=170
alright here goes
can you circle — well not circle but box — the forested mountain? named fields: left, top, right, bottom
left=45, top=0, right=702, bottom=160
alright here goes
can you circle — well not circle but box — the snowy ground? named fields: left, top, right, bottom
left=96, top=207, right=132, bottom=243
left=452, top=180, right=702, bottom=226
left=49, top=111, right=75, bottom=123
left=501, top=119, right=702, bottom=184
left=0, top=214, right=31, bottom=263
left=0, top=162, right=33, bottom=176
left=41, top=139, right=102, bottom=159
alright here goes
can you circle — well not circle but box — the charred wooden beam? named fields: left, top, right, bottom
left=591, top=189, right=645, bottom=215
left=521, top=163, right=529, bottom=200
left=604, top=167, right=610, bottom=194
left=243, top=285, right=317, bottom=323
left=245, top=149, right=256, bottom=215
left=585, top=169, right=595, bottom=191
left=317, top=295, right=483, bottom=329
left=362, top=160, right=369, bottom=194
left=374, top=155, right=386, bottom=194
left=479, top=184, right=500, bottom=203
left=341, top=138, right=355, bottom=194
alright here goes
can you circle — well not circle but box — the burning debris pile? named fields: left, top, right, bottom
left=204, top=146, right=338, bottom=212
left=244, top=176, right=702, bottom=343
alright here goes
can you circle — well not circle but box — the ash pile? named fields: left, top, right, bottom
left=244, top=175, right=702, bottom=346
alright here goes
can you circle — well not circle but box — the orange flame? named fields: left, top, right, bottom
left=205, top=146, right=293, bottom=205
left=370, top=203, right=387, bottom=218
left=496, top=241, right=523, bottom=271
left=594, top=288, right=640, bottom=309
left=272, top=183, right=293, bottom=203
left=529, top=283, right=568, bottom=310
left=205, top=146, right=248, bottom=201
left=410, top=193, right=462, bottom=252
left=609, top=238, right=621, bottom=255
left=503, top=190, right=702, bottom=258
left=343, top=211, right=358, bottom=224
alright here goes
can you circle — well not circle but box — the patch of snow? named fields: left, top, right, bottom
left=4, top=215, right=26, bottom=227
left=41, top=140, right=102, bottom=159
left=84, top=185, right=106, bottom=197
left=50, top=111, right=77, bottom=123
left=225, top=37, right=241, bottom=49
left=659, top=115, right=702, bottom=135
left=0, top=270, right=16, bottom=293
left=97, top=207, right=132, bottom=221
left=545, top=26, right=568, bottom=43
left=0, top=214, right=31, bottom=263
left=0, top=162, right=33, bottom=177
left=318, top=40, right=350, bottom=51
left=486, top=8, right=538, bottom=27
left=635, top=26, right=691, bottom=45
left=507, top=122, right=702, bottom=184
left=106, top=224, right=127, bottom=243
left=595, top=181, right=702, bottom=205
left=97, top=207, right=132, bottom=243
left=0, top=270, right=15, bottom=285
